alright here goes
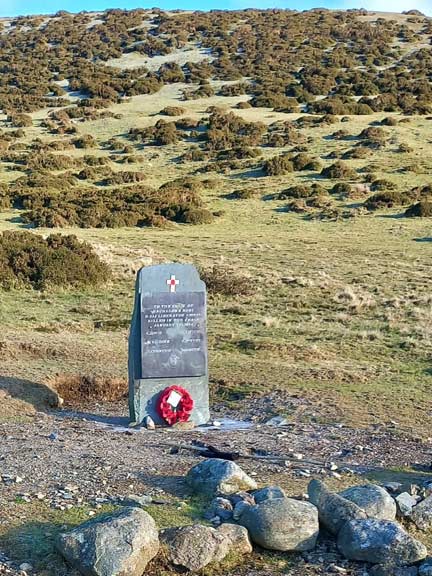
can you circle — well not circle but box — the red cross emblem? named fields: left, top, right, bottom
left=166, top=274, right=179, bottom=293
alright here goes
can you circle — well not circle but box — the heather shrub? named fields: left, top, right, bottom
left=263, top=155, right=294, bottom=176
left=0, top=231, right=111, bottom=290
left=321, top=161, right=357, bottom=179
left=200, top=265, right=255, bottom=296
left=364, top=191, right=405, bottom=210
left=405, top=201, right=432, bottom=217
left=160, top=106, right=186, bottom=116
left=371, top=179, right=397, bottom=191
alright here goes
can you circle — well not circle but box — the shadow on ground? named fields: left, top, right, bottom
left=0, top=375, right=61, bottom=417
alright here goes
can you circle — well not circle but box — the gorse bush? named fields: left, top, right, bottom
left=18, top=178, right=215, bottom=229
left=0, top=231, right=111, bottom=290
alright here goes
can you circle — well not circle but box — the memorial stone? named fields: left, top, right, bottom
left=128, top=263, right=209, bottom=426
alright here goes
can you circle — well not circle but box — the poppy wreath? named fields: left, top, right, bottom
left=157, top=385, right=194, bottom=425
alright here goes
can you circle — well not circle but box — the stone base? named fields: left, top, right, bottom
left=129, top=376, right=210, bottom=427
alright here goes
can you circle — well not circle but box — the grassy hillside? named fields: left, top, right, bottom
left=0, top=7, right=431, bottom=432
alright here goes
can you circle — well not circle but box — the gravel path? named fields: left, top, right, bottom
left=0, top=399, right=431, bottom=575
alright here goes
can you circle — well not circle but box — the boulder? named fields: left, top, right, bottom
left=308, top=479, right=367, bottom=535
left=56, top=507, right=159, bottom=576
left=186, top=459, right=257, bottom=496
left=252, top=486, right=286, bottom=503
left=214, top=524, right=253, bottom=560
left=162, top=523, right=251, bottom=571
left=239, top=497, right=319, bottom=551
left=337, top=518, right=427, bottom=565
left=340, top=484, right=396, bottom=520
left=419, top=559, right=432, bottom=576
left=412, top=496, right=432, bottom=531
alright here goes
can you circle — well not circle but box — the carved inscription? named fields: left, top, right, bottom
left=140, top=292, right=207, bottom=379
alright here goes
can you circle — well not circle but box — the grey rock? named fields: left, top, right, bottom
left=227, top=491, right=255, bottom=506
left=57, top=507, right=159, bottom=576
left=252, top=486, right=286, bottom=503
left=412, top=495, right=432, bottom=531
left=121, top=494, right=153, bottom=508
left=308, top=479, right=367, bottom=535
left=205, top=497, right=233, bottom=521
left=340, top=484, right=396, bottom=520
left=186, top=459, right=257, bottom=496
left=419, top=559, right=432, bottom=576
left=162, top=523, right=251, bottom=571
left=233, top=500, right=252, bottom=521
left=337, top=518, right=427, bottom=565
left=395, top=493, right=418, bottom=517
left=214, top=524, right=253, bottom=561
left=239, top=497, right=319, bottom=551
left=266, top=416, right=288, bottom=427
left=384, top=482, right=403, bottom=494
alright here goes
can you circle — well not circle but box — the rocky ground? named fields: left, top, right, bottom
left=0, top=396, right=431, bottom=575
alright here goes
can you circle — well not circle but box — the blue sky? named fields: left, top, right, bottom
left=0, top=0, right=430, bottom=17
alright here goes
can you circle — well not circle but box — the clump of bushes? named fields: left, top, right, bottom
left=73, top=134, right=97, bottom=149
left=371, top=179, right=397, bottom=191
left=160, top=106, right=186, bottom=116
left=263, top=155, right=293, bottom=176
left=278, top=182, right=326, bottom=199
left=200, top=265, right=256, bottom=296
left=229, top=188, right=260, bottom=200
left=0, top=231, right=111, bottom=290
left=19, top=178, right=214, bottom=229
left=364, top=191, right=405, bottom=210
left=405, top=201, right=432, bottom=217
left=100, top=171, right=146, bottom=186
left=321, top=161, right=357, bottom=179
left=8, top=113, right=33, bottom=128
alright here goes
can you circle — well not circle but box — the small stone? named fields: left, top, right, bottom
left=19, top=564, right=33, bottom=573
left=293, top=453, right=304, bottom=460
left=122, top=494, right=153, bottom=508
left=205, top=497, right=233, bottom=521
left=252, top=486, right=286, bottom=503
left=143, top=416, right=155, bottom=430
left=384, top=482, right=403, bottom=494
left=233, top=500, right=251, bottom=521
left=266, top=416, right=288, bottom=427
left=395, top=492, right=417, bottom=517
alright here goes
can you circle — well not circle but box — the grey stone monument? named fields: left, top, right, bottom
left=128, top=263, right=210, bottom=426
